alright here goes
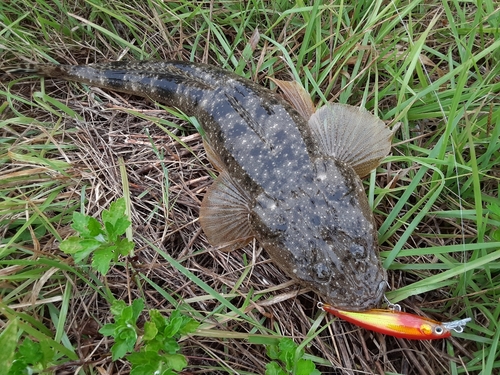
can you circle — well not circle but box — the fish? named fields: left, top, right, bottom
left=4, top=61, right=393, bottom=310
left=319, top=303, right=472, bottom=340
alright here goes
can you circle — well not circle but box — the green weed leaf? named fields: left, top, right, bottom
left=60, top=198, right=133, bottom=274
left=296, top=359, right=319, bottom=375
left=164, top=353, right=187, bottom=371
left=143, top=321, right=158, bottom=341
left=111, top=334, right=135, bottom=361
left=487, top=203, right=500, bottom=219
left=71, top=212, right=104, bottom=238
left=92, top=246, right=117, bottom=275
left=99, top=323, right=116, bottom=336
left=164, top=315, right=183, bottom=338
left=162, top=337, right=180, bottom=354
left=128, top=351, right=162, bottom=375
left=267, top=343, right=280, bottom=360
left=266, top=362, right=287, bottom=375
left=18, top=338, right=43, bottom=365
left=116, top=237, right=135, bottom=256
left=131, top=299, right=145, bottom=321
left=265, top=338, right=318, bottom=375
left=59, top=237, right=100, bottom=260
left=102, top=198, right=129, bottom=227
left=0, top=320, right=18, bottom=375
left=178, top=317, right=199, bottom=335
left=110, top=300, right=127, bottom=316
left=100, top=299, right=145, bottom=361
left=149, top=309, right=164, bottom=328
left=278, top=338, right=296, bottom=353
left=8, top=360, right=29, bottom=375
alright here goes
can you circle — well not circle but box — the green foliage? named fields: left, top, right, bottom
left=0, top=320, right=18, bottom=375
left=59, top=198, right=134, bottom=275
left=99, top=299, right=199, bottom=375
left=487, top=203, right=500, bottom=241
left=7, top=337, right=55, bottom=375
left=265, top=338, right=320, bottom=375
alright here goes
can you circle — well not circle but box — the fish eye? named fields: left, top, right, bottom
left=313, top=262, right=331, bottom=282
left=350, top=244, right=365, bottom=259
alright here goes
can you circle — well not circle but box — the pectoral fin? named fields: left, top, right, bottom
left=308, top=103, right=393, bottom=177
left=199, top=170, right=254, bottom=251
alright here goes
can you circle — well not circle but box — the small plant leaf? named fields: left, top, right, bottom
left=104, top=221, right=118, bottom=242
left=131, top=299, right=145, bottom=322
left=295, top=359, right=318, bottom=375
left=143, top=321, right=158, bottom=341
left=102, top=198, right=127, bottom=227
left=99, top=323, right=116, bottom=336
left=179, top=317, right=200, bottom=335
left=164, top=315, right=183, bottom=338
left=162, top=337, right=180, bottom=354
left=164, top=353, right=187, bottom=371
left=110, top=300, right=127, bottom=316
left=8, top=359, right=29, bottom=375
left=71, top=212, right=105, bottom=238
left=92, top=246, right=117, bottom=275
left=278, top=338, right=296, bottom=353
left=0, top=319, right=18, bottom=375
left=267, top=344, right=280, bottom=360
left=265, top=362, right=287, bottom=375
left=128, top=351, right=162, bottom=375
left=113, top=216, right=132, bottom=236
left=149, top=309, right=165, bottom=329
left=18, top=338, right=44, bottom=365
left=111, top=336, right=133, bottom=361
left=116, top=237, right=134, bottom=256
left=128, top=350, right=162, bottom=365
left=487, top=203, right=500, bottom=219
left=130, top=363, right=158, bottom=375
left=59, top=237, right=100, bottom=261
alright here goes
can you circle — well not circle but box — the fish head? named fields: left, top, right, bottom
left=252, top=159, right=386, bottom=311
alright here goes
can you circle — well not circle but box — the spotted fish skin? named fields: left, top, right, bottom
left=6, top=61, right=389, bottom=310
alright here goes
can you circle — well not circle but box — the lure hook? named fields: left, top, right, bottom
left=442, top=317, right=472, bottom=333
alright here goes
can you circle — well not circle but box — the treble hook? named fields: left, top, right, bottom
left=442, top=317, right=472, bottom=333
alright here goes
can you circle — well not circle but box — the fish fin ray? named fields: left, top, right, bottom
left=203, top=139, right=226, bottom=172
left=200, top=170, right=254, bottom=251
left=270, top=78, right=315, bottom=120
left=308, top=103, right=393, bottom=177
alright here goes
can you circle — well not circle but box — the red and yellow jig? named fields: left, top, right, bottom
left=318, top=302, right=471, bottom=340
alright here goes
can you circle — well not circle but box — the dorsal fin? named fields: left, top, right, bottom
left=270, top=78, right=315, bottom=120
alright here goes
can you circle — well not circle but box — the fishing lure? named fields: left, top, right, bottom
left=318, top=302, right=471, bottom=340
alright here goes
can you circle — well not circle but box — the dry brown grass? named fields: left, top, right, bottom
left=2, top=69, right=469, bottom=375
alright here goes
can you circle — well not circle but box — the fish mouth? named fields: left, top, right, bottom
left=332, top=280, right=387, bottom=312
left=358, top=279, right=387, bottom=311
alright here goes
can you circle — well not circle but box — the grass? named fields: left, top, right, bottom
left=1, top=0, right=500, bottom=374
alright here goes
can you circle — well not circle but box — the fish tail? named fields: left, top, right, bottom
left=3, top=63, right=66, bottom=78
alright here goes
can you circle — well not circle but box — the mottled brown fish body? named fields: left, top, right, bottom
left=7, top=61, right=392, bottom=310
